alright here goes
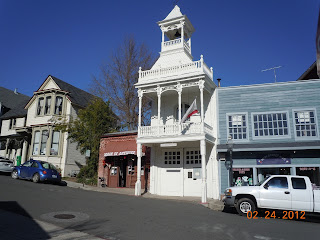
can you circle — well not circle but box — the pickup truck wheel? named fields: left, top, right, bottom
left=236, top=198, right=256, bottom=216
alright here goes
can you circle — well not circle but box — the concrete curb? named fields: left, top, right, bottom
left=64, top=180, right=225, bottom=211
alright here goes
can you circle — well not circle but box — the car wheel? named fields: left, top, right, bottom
left=11, top=170, right=18, bottom=179
left=32, top=173, right=40, bottom=183
left=236, top=198, right=256, bottom=216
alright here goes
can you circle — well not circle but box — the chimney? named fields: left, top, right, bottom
left=14, top=88, right=18, bottom=94
left=217, top=78, right=221, bottom=87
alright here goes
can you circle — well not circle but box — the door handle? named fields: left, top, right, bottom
left=284, top=191, right=290, bottom=194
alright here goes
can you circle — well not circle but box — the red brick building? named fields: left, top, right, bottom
left=98, top=131, right=149, bottom=190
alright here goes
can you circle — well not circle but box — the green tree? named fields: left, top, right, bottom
left=54, top=98, right=117, bottom=181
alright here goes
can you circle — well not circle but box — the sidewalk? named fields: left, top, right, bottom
left=64, top=180, right=224, bottom=211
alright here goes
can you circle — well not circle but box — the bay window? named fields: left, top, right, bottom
left=51, top=131, right=60, bottom=155
left=54, top=96, right=63, bottom=115
left=32, top=131, right=40, bottom=155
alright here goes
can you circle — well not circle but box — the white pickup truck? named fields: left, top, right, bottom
left=223, top=175, right=320, bottom=215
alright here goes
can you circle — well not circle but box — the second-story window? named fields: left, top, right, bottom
left=9, top=118, right=16, bottom=129
left=37, top=97, right=44, bottom=115
left=228, top=114, right=247, bottom=140
left=54, top=96, right=63, bottom=115
left=294, top=110, right=317, bottom=138
left=44, top=96, right=52, bottom=115
left=253, top=112, right=289, bottom=138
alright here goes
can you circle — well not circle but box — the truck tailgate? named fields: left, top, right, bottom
left=313, top=189, right=320, bottom=213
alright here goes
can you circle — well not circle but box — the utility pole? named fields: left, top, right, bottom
left=261, top=66, right=282, bottom=83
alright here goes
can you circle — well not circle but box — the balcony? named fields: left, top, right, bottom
left=138, top=122, right=213, bottom=138
left=161, top=38, right=191, bottom=54
left=138, top=57, right=213, bottom=84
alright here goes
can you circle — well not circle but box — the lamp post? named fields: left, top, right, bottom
left=225, top=135, right=234, bottom=187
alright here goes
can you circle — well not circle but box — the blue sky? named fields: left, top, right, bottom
left=0, top=0, right=319, bottom=97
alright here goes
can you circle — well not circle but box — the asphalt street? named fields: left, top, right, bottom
left=1, top=173, right=320, bottom=240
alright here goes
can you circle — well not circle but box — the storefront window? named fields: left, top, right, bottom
left=257, top=167, right=291, bottom=182
left=232, top=168, right=253, bottom=186
left=296, top=167, right=320, bottom=186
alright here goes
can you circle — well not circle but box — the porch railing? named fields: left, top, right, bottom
left=139, top=122, right=213, bottom=137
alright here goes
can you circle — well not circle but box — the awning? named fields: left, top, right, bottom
left=103, top=140, right=145, bottom=157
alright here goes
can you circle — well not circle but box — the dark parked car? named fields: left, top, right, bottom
left=0, top=157, right=14, bottom=173
left=11, top=159, right=61, bottom=183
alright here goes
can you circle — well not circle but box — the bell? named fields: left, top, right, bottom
left=174, top=30, right=181, bottom=38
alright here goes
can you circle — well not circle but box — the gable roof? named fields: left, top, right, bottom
left=0, top=98, right=30, bottom=120
left=0, top=87, right=30, bottom=111
left=297, top=61, right=319, bottom=80
left=50, top=76, right=96, bottom=108
left=0, top=87, right=30, bottom=119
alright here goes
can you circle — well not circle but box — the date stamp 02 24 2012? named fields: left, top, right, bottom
left=247, top=210, right=306, bottom=220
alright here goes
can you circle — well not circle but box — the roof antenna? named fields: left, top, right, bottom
left=261, top=66, right=282, bottom=83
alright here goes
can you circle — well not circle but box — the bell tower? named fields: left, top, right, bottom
left=152, top=5, right=195, bottom=69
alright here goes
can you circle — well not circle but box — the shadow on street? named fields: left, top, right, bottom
left=0, top=201, right=50, bottom=240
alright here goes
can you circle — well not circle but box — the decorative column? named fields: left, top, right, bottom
left=180, top=21, right=185, bottom=45
left=177, top=83, right=182, bottom=133
left=199, top=80, right=205, bottom=133
left=161, top=26, right=165, bottom=51
left=5, top=138, right=10, bottom=159
left=21, top=139, right=28, bottom=164
left=135, top=143, right=142, bottom=196
left=157, top=86, right=162, bottom=135
left=200, top=139, right=207, bottom=203
left=138, top=89, right=143, bottom=136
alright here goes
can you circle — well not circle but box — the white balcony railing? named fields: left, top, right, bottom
left=139, top=59, right=213, bottom=82
left=139, top=122, right=213, bottom=137
left=161, top=38, right=191, bottom=54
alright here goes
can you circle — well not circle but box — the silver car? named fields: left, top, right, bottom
left=0, top=157, right=14, bottom=172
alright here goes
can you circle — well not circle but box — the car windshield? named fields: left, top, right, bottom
left=41, top=162, right=57, bottom=170
left=255, top=176, right=270, bottom=186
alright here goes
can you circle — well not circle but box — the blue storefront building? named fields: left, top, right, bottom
left=217, top=78, right=320, bottom=196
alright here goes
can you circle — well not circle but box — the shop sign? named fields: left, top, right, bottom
left=233, top=168, right=250, bottom=174
left=256, top=158, right=291, bottom=165
left=104, top=150, right=136, bottom=157
left=299, top=167, right=316, bottom=171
